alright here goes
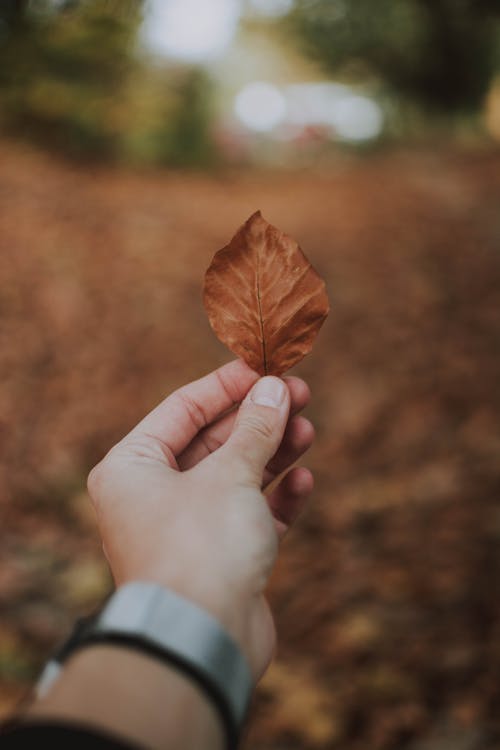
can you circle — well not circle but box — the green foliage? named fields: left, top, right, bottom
left=0, top=0, right=143, bottom=159
left=290, top=0, right=500, bottom=113
left=0, top=2, right=218, bottom=166
left=158, top=69, right=217, bottom=168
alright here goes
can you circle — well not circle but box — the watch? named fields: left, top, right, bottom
left=36, top=582, right=253, bottom=750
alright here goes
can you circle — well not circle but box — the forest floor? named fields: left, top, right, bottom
left=1, top=140, right=500, bottom=749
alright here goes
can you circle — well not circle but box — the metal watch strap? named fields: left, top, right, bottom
left=36, top=582, right=253, bottom=750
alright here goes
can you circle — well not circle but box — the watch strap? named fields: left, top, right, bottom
left=37, top=583, right=253, bottom=750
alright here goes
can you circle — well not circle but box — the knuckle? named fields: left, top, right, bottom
left=240, top=413, right=275, bottom=441
left=176, top=390, right=208, bottom=432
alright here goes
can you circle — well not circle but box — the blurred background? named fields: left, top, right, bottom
left=1, top=1, right=500, bottom=748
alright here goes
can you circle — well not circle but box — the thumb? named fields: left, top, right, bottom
left=223, top=376, right=290, bottom=485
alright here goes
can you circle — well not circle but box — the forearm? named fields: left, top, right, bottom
left=28, top=645, right=225, bottom=750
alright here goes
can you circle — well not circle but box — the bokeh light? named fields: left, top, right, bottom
left=234, top=81, right=287, bottom=132
left=330, top=94, right=383, bottom=141
left=140, top=0, right=240, bottom=62
left=286, top=82, right=351, bottom=127
left=235, top=80, right=383, bottom=141
left=247, top=0, right=294, bottom=17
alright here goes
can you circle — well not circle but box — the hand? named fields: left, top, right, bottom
left=87, top=359, right=314, bottom=680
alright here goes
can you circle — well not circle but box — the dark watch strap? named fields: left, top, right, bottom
left=36, top=583, right=253, bottom=750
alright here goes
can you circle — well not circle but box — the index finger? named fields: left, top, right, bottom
left=129, top=359, right=260, bottom=457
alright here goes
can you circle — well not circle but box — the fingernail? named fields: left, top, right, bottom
left=251, top=377, right=286, bottom=408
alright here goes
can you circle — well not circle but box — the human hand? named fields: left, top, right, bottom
left=87, top=359, right=314, bottom=680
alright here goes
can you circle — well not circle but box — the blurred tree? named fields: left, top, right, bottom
left=158, top=68, right=217, bottom=168
left=0, top=2, right=219, bottom=166
left=121, top=66, right=218, bottom=168
left=289, top=0, right=500, bottom=113
left=0, top=0, right=143, bottom=159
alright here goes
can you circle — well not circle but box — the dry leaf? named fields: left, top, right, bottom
left=259, top=660, right=342, bottom=745
left=203, top=211, right=329, bottom=375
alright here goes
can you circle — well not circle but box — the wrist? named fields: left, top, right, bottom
left=117, top=571, right=258, bottom=675
left=36, top=582, right=254, bottom=749
left=31, top=644, right=225, bottom=750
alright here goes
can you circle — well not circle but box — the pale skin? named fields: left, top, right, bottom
left=28, top=359, right=315, bottom=749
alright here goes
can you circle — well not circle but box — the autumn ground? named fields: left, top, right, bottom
left=1, top=140, right=499, bottom=749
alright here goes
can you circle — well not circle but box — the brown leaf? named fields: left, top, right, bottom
left=203, top=211, right=329, bottom=375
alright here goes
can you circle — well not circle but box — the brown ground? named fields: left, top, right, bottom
left=0, top=140, right=499, bottom=749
